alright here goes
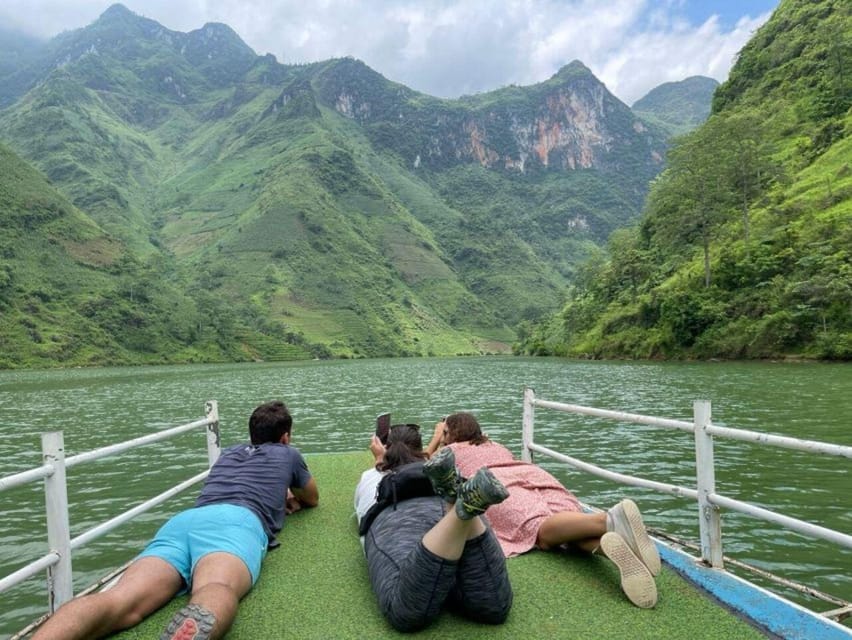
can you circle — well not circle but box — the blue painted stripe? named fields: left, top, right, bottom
left=658, top=543, right=852, bottom=640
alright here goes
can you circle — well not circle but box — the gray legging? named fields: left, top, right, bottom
left=364, top=496, right=513, bottom=632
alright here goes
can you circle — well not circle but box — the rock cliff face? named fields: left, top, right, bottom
left=316, top=59, right=664, bottom=180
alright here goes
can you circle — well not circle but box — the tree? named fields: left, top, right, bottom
left=607, top=227, right=651, bottom=294
left=646, top=118, right=732, bottom=287
left=718, top=110, right=779, bottom=258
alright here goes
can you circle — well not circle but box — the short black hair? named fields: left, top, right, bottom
left=249, top=401, right=293, bottom=445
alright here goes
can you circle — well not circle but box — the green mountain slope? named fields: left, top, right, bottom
left=0, top=143, right=245, bottom=367
left=632, top=76, right=719, bottom=137
left=0, top=26, right=45, bottom=108
left=0, top=3, right=673, bottom=365
left=519, top=0, right=851, bottom=360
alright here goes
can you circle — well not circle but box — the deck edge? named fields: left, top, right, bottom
left=658, top=542, right=852, bottom=639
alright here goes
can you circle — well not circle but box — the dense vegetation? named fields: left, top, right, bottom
left=0, top=4, right=681, bottom=367
left=631, top=76, right=719, bottom=137
left=518, top=0, right=851, bottom=360
left=0, top=142, right=322, bottom=367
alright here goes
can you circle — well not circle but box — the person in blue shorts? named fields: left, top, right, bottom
left=33, top=400, right=319, bottom=640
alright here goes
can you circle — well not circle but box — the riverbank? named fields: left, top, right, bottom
left=1, top=349, right=849, bottom=373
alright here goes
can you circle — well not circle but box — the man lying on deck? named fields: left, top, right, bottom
left=33, top=400, right=319, bottom=640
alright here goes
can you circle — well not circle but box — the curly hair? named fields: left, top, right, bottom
left=444, top=412, right=489, bottom=445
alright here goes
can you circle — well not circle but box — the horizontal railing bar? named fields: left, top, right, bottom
left=535, top=399, right=851, bottom=458
left=0, top=552, right=59, bottom=594
left=70, top=470, right=210, bottom=550
left=0, top=464, right=54, bottom=493
left=706, top=425, right=852, bottom=458
left=528, top=442, right=699, bottom=500
left=532, top=399, right=695, bottom=433
left=709, top=493, right=852, bottom=549
left=649, top=528, right=850, bottom=609
left=820, top=605, right=852, bottom=622
left=65, top=417, right=215, bottom=469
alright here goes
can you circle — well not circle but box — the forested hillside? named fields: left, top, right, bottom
left=0, top=3, right=683, bottom=367
left=518, top=0, right=851, bottom=360
left=0, top=142, right=260, bottom=367
left=631, top=76, right=719, bottom=137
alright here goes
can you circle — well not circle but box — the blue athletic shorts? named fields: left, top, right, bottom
left=137, top=503, right=267, bottom=587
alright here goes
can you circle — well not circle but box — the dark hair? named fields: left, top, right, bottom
left=378, top=425, right=425, bottom=471
left=444, top=412, right=488, bottom=445
left=249, top=401, right=293, bottom=445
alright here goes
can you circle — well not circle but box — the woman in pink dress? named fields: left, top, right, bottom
left=425, top=412, right=661, bottom=609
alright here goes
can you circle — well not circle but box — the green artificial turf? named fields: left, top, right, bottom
left=115, top=452, right=767, bottom=639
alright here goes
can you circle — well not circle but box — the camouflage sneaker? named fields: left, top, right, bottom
left=600, top=531, right=658, bottom=609
left=455, top=467, right=509, bottom=520
left=160, top=603, right=216, bottom=640
left=607, top=499, right=661, bottom=576
left=423, top=447, right=462, bottom=502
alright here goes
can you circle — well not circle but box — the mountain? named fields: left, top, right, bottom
left=518, top=0, right=851, bottom=361
left=0, top=3, right=669, bottom=366
left=632, top=76, right=719, bottom=137
left=0, top=25, right=42, bottom=73
left=0, top=25, right=46, bottom=107
left=0, top=142, right=237, bottom=367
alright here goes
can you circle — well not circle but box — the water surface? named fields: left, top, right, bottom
left=0, top=357, right=849, bottom=636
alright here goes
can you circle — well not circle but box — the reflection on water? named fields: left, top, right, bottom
left=0, top=357, right=850, bottom=635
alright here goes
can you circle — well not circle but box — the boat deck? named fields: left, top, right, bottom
left=111, top=452, right=805, bottom=639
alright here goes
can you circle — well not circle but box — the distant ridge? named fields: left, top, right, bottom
left=632, top=76, right=719, bottom=137
left=0, top=4, right=712, bottom=367
left=518, top=0, right=851, bottom=361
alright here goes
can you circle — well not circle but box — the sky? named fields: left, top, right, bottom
left=0, top=0, right=780, bottom=105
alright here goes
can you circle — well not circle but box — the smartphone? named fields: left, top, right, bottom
left=375, top=413, right=392, bottom=444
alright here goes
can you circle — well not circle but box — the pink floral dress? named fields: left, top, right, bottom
left=448, top=441, right=582, bottom=557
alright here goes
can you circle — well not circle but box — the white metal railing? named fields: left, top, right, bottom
left=520, top=387, right=852, bottom=571
left=0, top=401, right=220, bottom=615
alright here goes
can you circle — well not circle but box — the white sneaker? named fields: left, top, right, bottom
left=607, top=499, right=661, bottom=576
left=600, top=531, right=658, bottom=609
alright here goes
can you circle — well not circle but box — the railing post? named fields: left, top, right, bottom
left=522, top=387, right=535, bottom=463
left=41, top=431, right=73, bottom=610
left=205, top=400, right=220, bottom=467
left=694, top=400, right=723, bottom=568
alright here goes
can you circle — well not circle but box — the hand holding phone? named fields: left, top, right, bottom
left=375, top=413, right=392, bottom=445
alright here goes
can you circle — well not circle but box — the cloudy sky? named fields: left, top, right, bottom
left=0, top=0, right=779, bottom=105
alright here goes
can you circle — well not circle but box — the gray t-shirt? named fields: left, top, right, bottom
left=195, top=442, right=312, bottom=541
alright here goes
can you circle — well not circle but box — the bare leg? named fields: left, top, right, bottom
left=538, top=510, right=658, bottom=608
left=33, top=557, right=182, bottom=640
left=182, top=552, right=253, bottom=639
left=536, top=510, right=607, bottom=550
left=422, top=507, right=487, bottom=560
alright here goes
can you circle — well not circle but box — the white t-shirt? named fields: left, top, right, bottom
left=354, top=467, right=385, bottom=541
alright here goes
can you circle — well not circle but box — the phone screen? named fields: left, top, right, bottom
left=375, top=413, right=392, bottom=444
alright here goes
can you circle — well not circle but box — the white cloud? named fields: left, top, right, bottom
left=0, top=0, right=773, bottom=104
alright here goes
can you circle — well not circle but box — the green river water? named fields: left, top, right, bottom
left=0, top=357, right=850, bottom=637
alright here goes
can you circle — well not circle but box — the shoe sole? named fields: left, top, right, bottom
left=423, top=448, right=459, bottom=501
left=600, top=532, right=657, bottom=609
left=619, top=499, right=661, bottom=576
left=456, top=467, right=509, bottom=519
left=160, top=604, right=216, bottom=640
